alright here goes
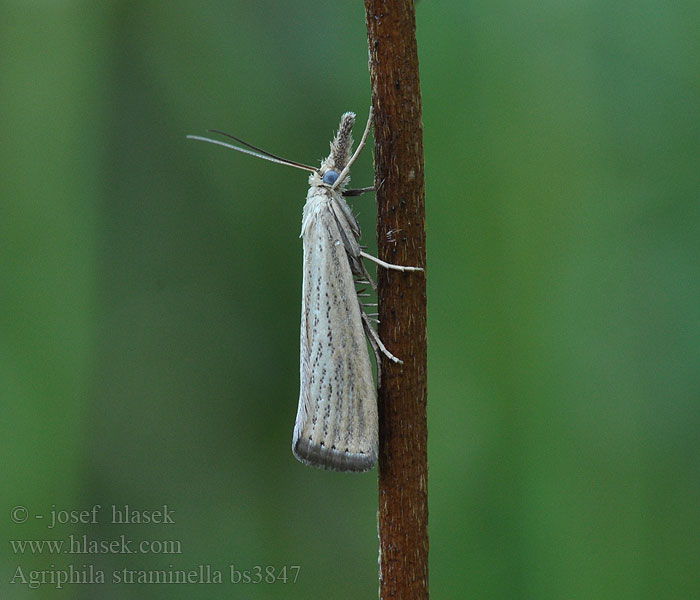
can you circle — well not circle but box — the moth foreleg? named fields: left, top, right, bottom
left=332, top=107, right=373, bottom=191
left=343, top=186, right=375, bottom=197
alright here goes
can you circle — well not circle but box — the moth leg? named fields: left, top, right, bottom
left=360, top=251, right=424, bottom=272
left=361, top=311, right=402, bottom=365
left=343, top=186, right=375, bottom=197
left=363, top=317, right=384, bottom=388
left=358, top=264, right=377, bottom=291
left=332, top=107, right=373, bottom=191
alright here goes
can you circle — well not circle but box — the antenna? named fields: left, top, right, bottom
left=187, top=131, right=317, bottom=173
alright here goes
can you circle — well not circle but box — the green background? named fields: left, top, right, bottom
left=2, top=1, right=698, bottom=598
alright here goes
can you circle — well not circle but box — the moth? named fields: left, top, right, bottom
left=188, top=109, right=422, bottom=471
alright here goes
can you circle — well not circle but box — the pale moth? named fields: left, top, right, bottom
left=188, top=109, right=422, bottom=471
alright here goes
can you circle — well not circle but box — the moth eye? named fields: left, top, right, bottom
left=322, top=170, right=339, bottom=185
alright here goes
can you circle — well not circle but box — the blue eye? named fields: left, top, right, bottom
left=322, top=170, right=339, bottom=185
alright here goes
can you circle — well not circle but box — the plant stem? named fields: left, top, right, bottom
left=364, top=1, right=428, bottom=598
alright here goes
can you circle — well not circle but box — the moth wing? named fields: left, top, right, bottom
left=293, top=192, right=378, bottom=472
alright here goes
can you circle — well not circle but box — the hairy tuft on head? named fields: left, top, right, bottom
left=329, top=112, right=356, bottom=172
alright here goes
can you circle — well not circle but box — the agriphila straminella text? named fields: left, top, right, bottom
left=188, top=108, right=422, bottom=472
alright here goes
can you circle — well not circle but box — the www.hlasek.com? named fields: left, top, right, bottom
left=11, top=535, right=181, bottom=555
left=10, top=564, right=302, bottom=589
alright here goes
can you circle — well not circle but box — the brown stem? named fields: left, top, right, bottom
left=364, top=1, right=428, bottom=598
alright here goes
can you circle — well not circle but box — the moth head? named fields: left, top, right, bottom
left=309, top=166, right=344, bottom=190
left=322, top=170, right=339, bottom=186
left=314, top=112, right=357, bottom=189
left=188, top=109, right=368, bottom=194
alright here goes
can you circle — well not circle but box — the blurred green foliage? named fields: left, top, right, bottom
left=1, top=1, right=698, bottom=598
